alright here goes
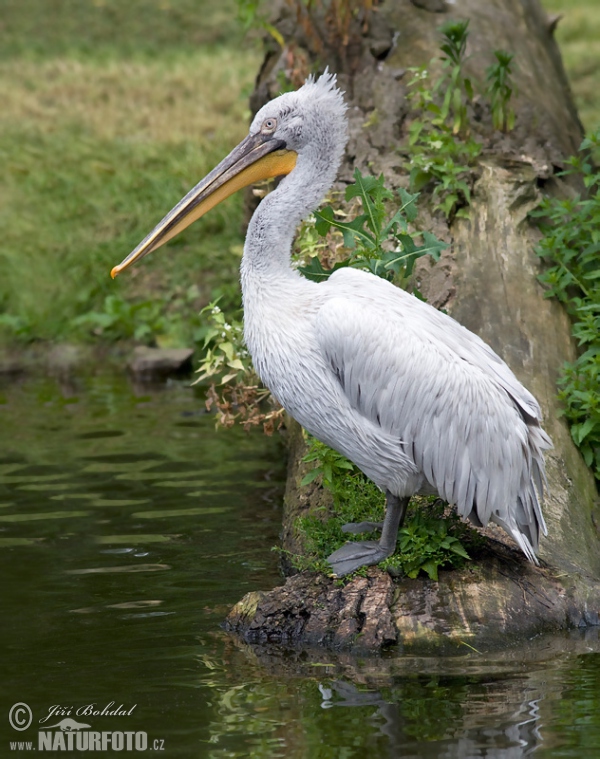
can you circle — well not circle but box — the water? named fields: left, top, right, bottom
left=1, top=370, right=599, bottom=758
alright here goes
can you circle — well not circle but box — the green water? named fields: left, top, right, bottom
left=1, top=371, right=599, bottom=758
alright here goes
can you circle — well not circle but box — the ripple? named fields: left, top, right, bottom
left=0, top=473, right=71, bottom=484
left=66, top=563, right=171, bottom=575
left=0, top=537, right=42, bottom=546
left=95, top=534, right=177, bottom=544
left=115, top=471, right=200, bottom=482
left=0, top=464, right=27, bottom=476
left=132, top=507, right=228, bottom=519
left=76, top=430, right=126, bottom=440
left=153, top=480, right=207, bottom=488
left=0, top=510, right=90, bottom=522
left=90, top=498, right=151, bottom=507
left=81, top=461, right=159, bottom=474
left=17, top=483, right=82, bottom=492
left=50, top=493, right=102, bottom=501
left=70, top=600, right=164, bottom=614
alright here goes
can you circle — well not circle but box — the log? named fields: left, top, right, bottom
left=226, top=0, right=600, bottom=650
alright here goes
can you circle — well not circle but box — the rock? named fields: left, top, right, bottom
left=410, top=0, right=448, bottom=12
left=0, top=352, right=26, bottom=376
left=46, top=343, right=87, bottom=376
left=127, top=347, right=194, bottom=378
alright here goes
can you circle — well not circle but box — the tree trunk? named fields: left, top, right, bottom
left=225, top=0, right=600, bottom=651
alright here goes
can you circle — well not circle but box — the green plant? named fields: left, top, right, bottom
left=297, top=168, right=447, bottom=286
left=0, top=313, right=35, bottom=342
left=405, top=25, right=519, bottom=220
left=72, top=294, right=167, bottom=343
left=194, top=303, right=284, bottom=433
left=406, top=118, right=482, bottom=220
left=405, top=20, right=482, bottom=220
left=300, top=437, right=356, bottom=488
left=69, top=285, right=206, bottom=346
left=530, top=129, right=600, bottom=480
left=381, top=502, right=472, bottom=580
left=196, top=303, right=249, bottom=385
left=436, top=20, right=473, bottom=137
left=236, top=0, right=285, bottom=48
left=485, top=50, right=517, bottom=132
left=294, top=435, right=480, bottom=579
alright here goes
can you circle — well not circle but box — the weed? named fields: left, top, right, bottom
left=69, top=286, right=206, bottom=346
left=530, top=128, right=600, bottom=480
left=297, top=168, right=447, bottom=287
left=72, top=294, right=167, bottom=343
left=406, top=109, right=482, bottom=220
left=405, top=20, right=482, bottom=220
left=194, top=303, right=284, bottom=433
left=300, top=438, right=357, bottom=488
left=485, top=51, right=517, bottom=132
left=436, top=20, right=474, bottom=137
left=293, top=435, right=481, bottom=580
left=404, top=22, right=520, bottom=220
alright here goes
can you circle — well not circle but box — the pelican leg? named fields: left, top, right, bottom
left=327, top=493, right=409, bottom=577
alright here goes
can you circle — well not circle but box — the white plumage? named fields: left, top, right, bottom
left=113, top=71, right=551, bottom=575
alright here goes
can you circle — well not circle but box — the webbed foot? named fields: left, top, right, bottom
left=327, top=540, right=393, bottom=577
left=341, top=521, right=383, bottom=535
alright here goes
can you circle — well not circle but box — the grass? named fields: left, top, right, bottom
left=0, top=0, right=244, bottom=60
left=542, top=0, right=600, bottom=131
left=0, top=0, right=261, bottom=344
left=0, top=1, right=598, bottom=346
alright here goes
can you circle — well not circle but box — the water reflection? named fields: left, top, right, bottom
left=201, top=633, right=600, bottom=758
left=1, top=370, right=599, bottom=757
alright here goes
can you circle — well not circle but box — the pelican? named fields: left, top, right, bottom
left=112, top=72, right=551, bottom=576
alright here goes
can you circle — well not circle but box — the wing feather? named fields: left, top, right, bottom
left=315, top=268, right=549, bottom=554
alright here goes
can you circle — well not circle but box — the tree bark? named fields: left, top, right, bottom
left=226, top=0, right=600, bottom=651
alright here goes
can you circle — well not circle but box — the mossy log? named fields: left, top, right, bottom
left=226, top=422, right=600, bottom=651
left=226, top=0, right=600, bottom=651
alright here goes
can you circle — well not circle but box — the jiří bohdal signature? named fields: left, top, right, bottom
left=39, top=702, right=137, bottom=724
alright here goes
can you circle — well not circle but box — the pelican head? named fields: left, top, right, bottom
left=111, top=71, right=348, bottom=277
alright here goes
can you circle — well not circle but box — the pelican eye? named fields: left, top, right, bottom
left=262, top=118, right=277, bottom=134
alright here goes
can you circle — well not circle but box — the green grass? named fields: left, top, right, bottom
left=0, top=0, right=244, bottom=60
left=542, top=0, right=600, bottom=131
left=0, top=0, right=260, bottom=345
left=0, top=1, right=598, bottom=346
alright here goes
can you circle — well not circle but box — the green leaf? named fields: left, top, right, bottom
left=298, top=255, right=334, bottom=282
left=464, top=77, right=474, bottom=100
left=421, top=560, right=440, bottom=581
left=573, top=417, right=597, bottom=445
left=410, top=168, right=433, bottom=192
left=397, top=187, right=420, bottom=222
left=449, top=541, right=470, bottom=559
left=300, top=469, right=321, bottom=487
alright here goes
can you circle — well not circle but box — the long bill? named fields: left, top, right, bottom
left=111, top=133, right=297, bottom=278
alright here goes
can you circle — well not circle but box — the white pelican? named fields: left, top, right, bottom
left=112, top=72, right=551, bottom=576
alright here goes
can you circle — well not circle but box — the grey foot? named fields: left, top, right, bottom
left=327, top=540, right=393, bottom=577
left=341, top=521, right=383, bottom=535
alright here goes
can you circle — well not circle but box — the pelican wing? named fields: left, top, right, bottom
left=316, top=269, right=549, bottom=556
